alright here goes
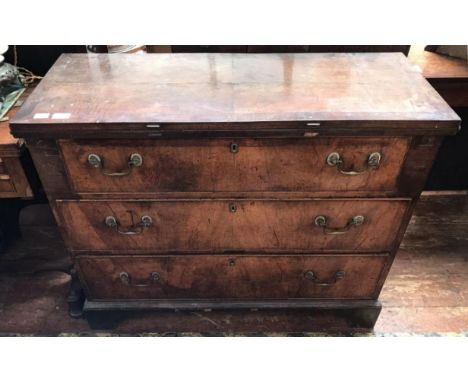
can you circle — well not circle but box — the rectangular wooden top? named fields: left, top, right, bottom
left=11, top=53, right=460, bottom=138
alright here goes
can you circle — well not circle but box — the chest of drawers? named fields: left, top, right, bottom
left=10, top=53, right=460, bottom=330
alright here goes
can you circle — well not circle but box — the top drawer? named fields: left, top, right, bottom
left=59, top=137, right=410, bottom=195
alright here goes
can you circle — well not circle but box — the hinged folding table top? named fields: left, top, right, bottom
left=10, top=53, right=460, bottom=137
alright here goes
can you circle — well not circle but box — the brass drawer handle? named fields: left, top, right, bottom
left=304, top=270, right=345, bottom=286
left=105, top=215, right=153, bottom=235
left=326, top=152, right=381, bottom=175
left=87, top=153, right=143, bottom=176
left=119, top=271, right=160, bottom=287
left=314, top=215, right=365, bottom=235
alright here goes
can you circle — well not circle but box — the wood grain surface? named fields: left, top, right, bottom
left=0, top=89, right=33, bottom=197
left=408, top=45, right=468, bottom=107
left=57, top=199, right=410, bottom=253
left=409, top=45, right=468, bottom=79
left=0, top=193, right=466, bottom=334
left=59, top=137, right=410, bottom=194
left=0, top=99, right=20, bottom=150
left=76, top=254, right=387, bottom=300
left=10, top=53, right=460, bottom=136
left=0, top=156, right=33, bottom=197
left=6, top=53, right=458, bottom=329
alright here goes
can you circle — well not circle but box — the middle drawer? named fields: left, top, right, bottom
left=57, top=199, right=410, bottom=253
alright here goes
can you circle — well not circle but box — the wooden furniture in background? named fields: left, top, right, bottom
left=10, top=53, right=459, bottom=330
left=408, top=45, right=468, bottom=191
left=0, top=89, right=36, bottom=251
left=148, top=45, right=410, bottom=55
left=409, top=45, right=468, bottom=107
left=0, top=100, right=33, bottom=198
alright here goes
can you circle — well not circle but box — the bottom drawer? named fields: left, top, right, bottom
left=76, top=254, right=388, bottom=300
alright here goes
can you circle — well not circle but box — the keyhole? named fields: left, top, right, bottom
left=230, top=143, right=239, bottom=153
left=229, top=203, right=237, bottom=213
left=228, top=259, right=236, bottom=267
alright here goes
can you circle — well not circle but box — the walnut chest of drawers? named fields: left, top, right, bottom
left=10, top=53, right=460, bottom=330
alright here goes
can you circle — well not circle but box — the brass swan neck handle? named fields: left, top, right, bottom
left=87, top=153, right=143, bottom=176
left=326, top=152, right=381, bottom=175
left=314, top=215, right=365, bottom=235
left=304, top=270, right=346, bottom=286
left=105, top=215, right=153, bottom=235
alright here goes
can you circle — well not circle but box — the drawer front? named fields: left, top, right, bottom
left=76, top=254, right=388, bottom=300
left=59, top=138, right=410, bottom=194
left=57, top=199, right=409, bottom=252
left=0, top=176, right=14, bottom=193
left=0, top=158, right=15, bottom=193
